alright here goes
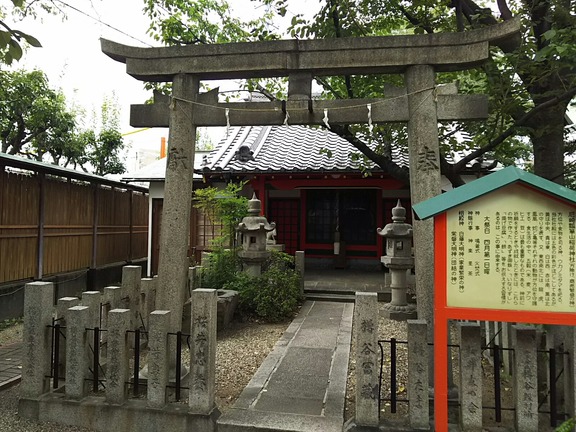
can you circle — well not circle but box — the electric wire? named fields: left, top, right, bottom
left=53, top=0, right=154, bottom=47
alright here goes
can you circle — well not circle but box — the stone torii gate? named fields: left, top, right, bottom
left=101, top=19, right=519, bottom=339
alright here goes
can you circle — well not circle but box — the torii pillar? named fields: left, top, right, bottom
left=406, top=65, right=442, bottom=388
left=156, top=74, right=199, bottom=332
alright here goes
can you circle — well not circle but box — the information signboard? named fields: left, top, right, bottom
left=412, top=167, right=576, bottom=432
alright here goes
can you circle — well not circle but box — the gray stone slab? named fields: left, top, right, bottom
left=218, top=407, right=342, bottom=432
left=264, top=371, right=330, bottom=399
left=265, top=347, right=333, bottom=380
left=255, top=395, right=324, bottom=415
left=290, top=327, right=339, bottom=348
left=220, top=300, right=352, bottom=430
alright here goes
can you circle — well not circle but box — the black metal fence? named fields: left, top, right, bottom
left=377, top=338, right=570, bottom=428
left=46, top=318, right=191, bottom=402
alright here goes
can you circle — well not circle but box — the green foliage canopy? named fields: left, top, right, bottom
left=145, top=0, right=576, bottom=186
left=0, top=0, right=57, bottom=65
left=0, top=69, right=126, bottom=176
left=193, top=182, right=249, bottom=246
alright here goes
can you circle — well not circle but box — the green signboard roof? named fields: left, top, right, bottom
left=412, top=166, right=576, bottom=220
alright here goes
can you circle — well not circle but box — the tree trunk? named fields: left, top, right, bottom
left=530, top=100, right=568, bottom=185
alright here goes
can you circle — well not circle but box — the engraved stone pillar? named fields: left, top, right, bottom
left=57, top=296, right=79, bottom=319
left=21, top=282, right=54, bottom=398
left=122, top=265, right=142, bottom=329
left=458, top=322, right=482, bottom=431
left=408, top=319, right=429, bottom=430
left=106, top=309, right=131, bottom=404
left=188, top=266, right=199, bottom=296
left=81, top=290, right=101, bottom=329
left=406, top=65, right=441, bottom=385
left=66, top=305, right=90, bottom=399
left=104, top=286, right=122, bottom=310
left=354, top=292, right=379, bottom=427
left=295, top=251, right=305, bottom=295
left=156, top=74, right=200, bottom=334
left=147, top=310, right=171, bottom=408
left=102, top=286, right=122, bottom=350
left=189, top=289, right=218, bottom=414
left=513, top=325, right=538, bottom=432
left=55, top=296, right=79, bottom=380
left=141, top=278, right=157, bottom=331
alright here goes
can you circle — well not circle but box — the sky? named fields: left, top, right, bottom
left=13, top=0, right=167, bottom=170
left=11, top=0, right=310, bottom=172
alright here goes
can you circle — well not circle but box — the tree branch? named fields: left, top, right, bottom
left=331, top=125, right=410, bottom=185
left=397, top=4, right=435, bottom=34
left=453, top=87, right=576, bottom=171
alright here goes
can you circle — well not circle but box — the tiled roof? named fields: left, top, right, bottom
left=201, top=125, right=405, bottom=174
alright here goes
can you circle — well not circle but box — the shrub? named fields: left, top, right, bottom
left=201, top=249, right=302, bottom=322
left=200, top=248, right=241, bottom=290
left=556, top=418, right=575, bottom=432
left=235, top=251, right=302, bottom=322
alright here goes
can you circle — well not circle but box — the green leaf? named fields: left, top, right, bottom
left=8, top=39, right=23, bottom=62
left=21, top=32, right=42, bottom=47
left=542, top=29, right=556, bottom=41
left=0, top=31, right=11, bottom=48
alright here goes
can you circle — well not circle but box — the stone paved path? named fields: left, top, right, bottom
left=217, top=300, right=354, bottom=432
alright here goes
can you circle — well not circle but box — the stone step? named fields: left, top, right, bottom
left=304, top=290, right=391, bottom=302
left=304, top=292, right=356, bottom=303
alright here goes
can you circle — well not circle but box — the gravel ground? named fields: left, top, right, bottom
left=0, top=319, right=288, bottom=431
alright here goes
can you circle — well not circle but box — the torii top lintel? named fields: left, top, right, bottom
left=101, top=19, right=519, bottom=82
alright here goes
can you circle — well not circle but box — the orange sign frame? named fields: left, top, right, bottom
left=433, top=211, right=576, bottom=431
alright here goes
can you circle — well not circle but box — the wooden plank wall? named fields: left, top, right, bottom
left=0, top=172, right=39, bottom=282
left=0, top=169, right=149, bottom=284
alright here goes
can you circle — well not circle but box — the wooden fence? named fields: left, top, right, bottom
left=0, top=157, right=149, bottom=284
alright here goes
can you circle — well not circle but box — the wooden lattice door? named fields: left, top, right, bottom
left=268, top=199, right=300, bottom=255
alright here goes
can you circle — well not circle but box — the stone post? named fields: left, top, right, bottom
left=458, top=322, right=482, bottom=431
left=147, top=310, right=171, bottom=408
left=65, top=305, right=90, bottom=399
left=81, top=290, right=101, bottom=329
left=188, top=266, right=198, bottom=296
left=189, top=289, right=217, bottom=414
left=141, top=278, right=157, bottom=332
left=513, top=325, right=538, bottom=432
left=354, top=292, right=379, bottom=427
left=156, top=74, right=200, bottom=334
left=408, top=319, right=429, bottom=430
left=55, top=296, right=79, bottom=380
left=104, top=286, right=122, bottom=310
left=106, top=309, right=131, bottom=404
left=21, top=282, right=54, bottom=398
left=81, top=290, right=101, bottom=367
left=406, top=64, right=441, bottom=385
left=122, top=265, right=142, bottom=329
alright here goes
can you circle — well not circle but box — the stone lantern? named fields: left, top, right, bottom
left=237, top=193, right=276, bottom=277
left=377, top=200, right=417, bottom=320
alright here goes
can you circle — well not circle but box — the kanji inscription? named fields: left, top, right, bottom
left=445, top=184, right=576, bottom=312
